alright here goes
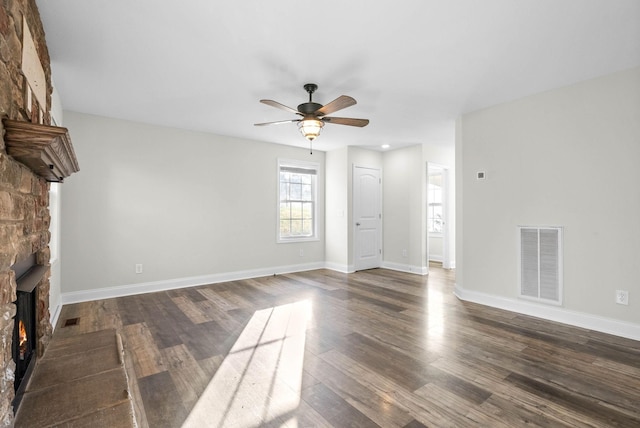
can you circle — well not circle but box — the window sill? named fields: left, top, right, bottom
left=277, top=236, right=319, bottom=244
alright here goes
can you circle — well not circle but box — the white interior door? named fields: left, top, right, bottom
left=353, top=166, right=382, bottom=271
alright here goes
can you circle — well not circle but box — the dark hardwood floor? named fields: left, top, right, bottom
left=53, top=267, right=640, bottom=427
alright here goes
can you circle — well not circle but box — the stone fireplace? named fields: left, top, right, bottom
left=0, top=160, right=54, bottom=424
left=0, top=158, right=53, bottom=424
left=1, top=0, right=62, bottom=425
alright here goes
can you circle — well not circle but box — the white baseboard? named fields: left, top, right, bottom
left=427, top=260, right=456, bottom=270
left=61, top=262, right=325, bottom=305
left=324, top=262, right=354, bottom=273
left=454, top=284, right=640, bottom=342
left=381, top=261, right=428, bottom=275
left=50, top=299, right=62, bottom=331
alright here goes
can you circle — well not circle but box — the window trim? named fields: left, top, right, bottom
left=277, top=158, right=319, bottom=243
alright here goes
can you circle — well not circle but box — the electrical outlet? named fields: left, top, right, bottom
left=402, top=249, right=408, bottom=258
left=135, top=264, right=143, bottom=274
left=299, top=249, right=304, bottom=257
left=615, top=290, right=629, bottom=305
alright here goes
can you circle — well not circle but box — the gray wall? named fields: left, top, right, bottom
left=456, top=67, right=640, bottom=332
left=61, top=112, right=325, bottom=294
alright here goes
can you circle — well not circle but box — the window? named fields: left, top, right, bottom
left=278, top=159, right=318, bottom=242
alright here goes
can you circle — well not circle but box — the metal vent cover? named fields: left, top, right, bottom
left=519, top=226, right=563, bottom=305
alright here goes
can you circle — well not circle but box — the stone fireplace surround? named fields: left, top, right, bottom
left=0, top=152, right=53, bottom=425
left=0, top=0, right=55, bottom=424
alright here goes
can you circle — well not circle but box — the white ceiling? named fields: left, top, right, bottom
left=36, top=0, right=640, bottom=152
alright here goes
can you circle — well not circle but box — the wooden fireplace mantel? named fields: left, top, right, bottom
left=2, top=119, right=80, bottom=182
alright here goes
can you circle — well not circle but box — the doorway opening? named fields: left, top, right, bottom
left=427, top=163, right=450, bottom=268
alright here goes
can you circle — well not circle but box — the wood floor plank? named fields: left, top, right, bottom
left=197, top=286, right=242, bottom=311
left=138, top=370, right=189, bottom=428
left=179, top=319, right=228, bottom=360
left=470, top=395, right=575, bottom=428
left=116, top=295, right=146, bottom=326
left=303, top=352, right=415, bottom=427
left=166, top=286, right=209, bottom=303
left=592, top=356, right=640, bottom=380
left=461, top=337, right=640, bottom=416
left=146, top=293, right=193, bottom=349
left=46, top=267, right=640, bottom=427
left=414, top=383, right=507, bottom=427
left=279, top=398, right=334, bottom=427
left=334, top=332, right=440, bottom=391
left=302, top=383, right=381, bottom=427
left=122, top=323, right=167, bottom=378
left=281, top=271, right=343, bottom=291
left=170, top=295, right=214, bottom=324
left=160, top=344, right=212, bottom=409
left=230, top=278, right=279, bottom=306
left=318, top=349, right=477, bottom=426
left=505, top=372, right=640, bottom=427
left=444, top=348, right=634, bottom=427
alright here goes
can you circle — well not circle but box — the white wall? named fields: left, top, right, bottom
left=456, top=67, right=640, bottom=338
left=59, top=112, right=457, bottom=301
left=325, top=147, right=349, bottom=270
left=48, top=183, right=61, bottom=326
left=381, top=144, right=456, bottom=274
left=383, top=145, right=424, bottom=273
left=429, top=236, right=443, bottom=261
left=61, top=112, right=325, bottom=297
left=48, top=84, right=63, bottom=326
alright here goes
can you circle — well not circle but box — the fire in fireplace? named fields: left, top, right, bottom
left=18, top=321, right=28, bottom=360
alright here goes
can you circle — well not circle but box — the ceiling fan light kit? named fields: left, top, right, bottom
left=298, top=118, right=324, bottom=141
left=255, top=83, right=369, bottom=152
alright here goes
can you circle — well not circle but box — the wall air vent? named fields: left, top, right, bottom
left=519, top=226, right=563, bottom=305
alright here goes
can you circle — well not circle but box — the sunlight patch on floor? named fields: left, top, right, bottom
left=182, top=300, right=311, bottom=428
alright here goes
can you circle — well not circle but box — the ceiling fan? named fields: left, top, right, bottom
left=254, top=83, right=369, bottom=150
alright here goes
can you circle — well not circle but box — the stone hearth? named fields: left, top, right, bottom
left=13, top=329, right=136, bottom=427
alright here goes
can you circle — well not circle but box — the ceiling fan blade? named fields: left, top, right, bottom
left=315, top=95, right=356, bottom=116
left=260, top=99, right=301, bottom=115
left=254, top=119, right=299, bottom=126
left=322, top=117, right=369, bottom=127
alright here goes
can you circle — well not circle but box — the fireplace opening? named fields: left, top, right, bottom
left=11, top=253, right=45, bottom=410
left=13, top=283, right=36, bottom=390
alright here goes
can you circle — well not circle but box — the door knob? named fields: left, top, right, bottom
left=356, top=222, right=361, bottom=226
